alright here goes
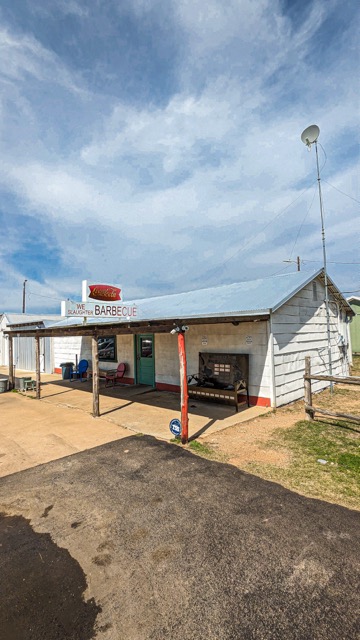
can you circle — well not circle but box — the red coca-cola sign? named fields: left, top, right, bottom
left=88, top=284, right=122, bottom=302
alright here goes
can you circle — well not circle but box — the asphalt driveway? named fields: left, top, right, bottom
left=0, top=435, right=359, bottom=639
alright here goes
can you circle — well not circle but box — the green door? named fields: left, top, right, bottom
left=136, top=334, right=155, bottom=386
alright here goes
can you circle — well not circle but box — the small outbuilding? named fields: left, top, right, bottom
left=0, top=313, right=61, bottom=373
left=347, top=297, right=360, bottom=355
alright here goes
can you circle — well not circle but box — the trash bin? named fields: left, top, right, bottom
left=0, top=378, right=8, bottom=393
left=60, top=362, right=74, bottom=380
left=19, top=377, right=32, bottom=391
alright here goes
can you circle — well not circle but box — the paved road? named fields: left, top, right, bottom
left=0, top=435, right=359, bottom=639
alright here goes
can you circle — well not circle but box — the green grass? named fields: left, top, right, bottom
left=171, top=437, right=227, bottom=461
left=246, top=419, right=360, bottom=510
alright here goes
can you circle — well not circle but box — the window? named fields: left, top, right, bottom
left=98, top=336, right=117, bottom=362
left=140, top=337, right=153, bottom=358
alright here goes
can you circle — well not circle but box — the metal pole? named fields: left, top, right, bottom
left=314, top=140, right=333, bottom=384
left=22, top=279, right=27, bottom=313
left=177, top=331, right=189, bottom=444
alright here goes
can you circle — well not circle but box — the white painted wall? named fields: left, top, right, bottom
left=272, top=278, right=350, bottom=406
left=53, top=336, right=91, bottom=369
left=116, top=321, right=272, bottom=403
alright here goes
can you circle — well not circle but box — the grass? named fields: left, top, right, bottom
left=170, top=358, right=360, bottom=509
left=171, top=437, right=227, bottom=461
left=350, top=354, right=360, bottom=377
left=246, top=418, right=360, bottom=510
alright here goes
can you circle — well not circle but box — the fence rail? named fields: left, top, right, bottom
left=304, top=356, right=360, bottom=424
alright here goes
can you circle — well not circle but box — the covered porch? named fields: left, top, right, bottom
left=0, top=367, right=269, bottom=443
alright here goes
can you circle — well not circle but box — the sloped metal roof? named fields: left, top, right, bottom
left=3, top=314, right=62, bottom=327
left=45, top=269, right=353, bottom=330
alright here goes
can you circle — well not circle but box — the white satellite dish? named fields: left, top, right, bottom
left=301, top=124, right=320, bottom=147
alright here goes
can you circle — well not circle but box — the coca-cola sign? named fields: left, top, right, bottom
left=88, top=284, right=122, bottom=302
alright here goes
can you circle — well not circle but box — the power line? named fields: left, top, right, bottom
left=27, top=289, right=64, bottom=303
left=302, top=260, right=360, bottom=265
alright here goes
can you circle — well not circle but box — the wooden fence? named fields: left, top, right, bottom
left=304, top=356, right=360, bottom=424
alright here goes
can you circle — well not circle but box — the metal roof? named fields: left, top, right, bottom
left=46, top=269, right=353, bottom=330
left=3, top=314, right=62, bottom=327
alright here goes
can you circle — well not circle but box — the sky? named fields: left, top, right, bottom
left=0, top=0, right=359, bottom=313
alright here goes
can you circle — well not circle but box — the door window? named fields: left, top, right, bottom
left=140, top=338, right=153, bottom=358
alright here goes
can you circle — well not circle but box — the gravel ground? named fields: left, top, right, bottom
left=0, top=435, right=359, bottom=639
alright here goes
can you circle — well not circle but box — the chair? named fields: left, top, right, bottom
left=70, top=359, right=89, bottom=382
left=105, top=363, right=126, bottom=387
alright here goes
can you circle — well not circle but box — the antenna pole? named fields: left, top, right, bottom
left=22, top=279, right=28, bottom=314
left=314, top=140, right=333, bottom=384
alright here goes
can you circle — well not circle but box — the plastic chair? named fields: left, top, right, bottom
left=105, top=363, right=126, bottom=387
left=70, top=359, right=89, bottom=382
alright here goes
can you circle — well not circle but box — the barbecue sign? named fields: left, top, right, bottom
left=61, top=300, right=137, bottom=318
left=61, top=280, right=137, bottom=319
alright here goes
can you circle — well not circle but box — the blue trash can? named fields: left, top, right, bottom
left=60, top=362, right=74, bottom=380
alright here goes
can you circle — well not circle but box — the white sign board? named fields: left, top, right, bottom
left=61, top=300, right=137, bottom=319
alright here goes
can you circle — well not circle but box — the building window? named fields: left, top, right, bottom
left=98, top=336, right=117, bottom=362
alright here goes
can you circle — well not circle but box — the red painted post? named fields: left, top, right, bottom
left=178, top=331, right=189, bottom=444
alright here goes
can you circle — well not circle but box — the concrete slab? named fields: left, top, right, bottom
left=1, top=366, right=270, bottom=439
left=0, top=366, right=269, bottom=476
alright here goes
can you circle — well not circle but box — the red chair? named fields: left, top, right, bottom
left=105, top=363, right=126, bottom=387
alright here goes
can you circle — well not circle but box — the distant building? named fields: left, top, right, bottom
left=0, top=313, right=61, bottom=373
left=347, top=297, right=360, bottom=354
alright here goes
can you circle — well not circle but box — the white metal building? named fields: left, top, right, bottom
left=40, top=269, right=353, bottom=408
left=0, top=314, right=61, bottom=373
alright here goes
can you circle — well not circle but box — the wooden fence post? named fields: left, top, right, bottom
left=304, top=356, right=314, bottom=421
left=8, top=335, right=14, bottom=390
left=35, top=335, right=41, bottom=399
left=92, top=333, right=100, bottom=417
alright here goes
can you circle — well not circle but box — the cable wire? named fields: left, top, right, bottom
left=323, top=180, right=360, bottom=205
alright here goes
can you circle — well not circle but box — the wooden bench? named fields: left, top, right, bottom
left=188, top=352, right=250, bottom=413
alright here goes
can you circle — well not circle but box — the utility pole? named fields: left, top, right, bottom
left=22, top=279, right=28, bottom=313
left=297, top=256, right=301, bottom=271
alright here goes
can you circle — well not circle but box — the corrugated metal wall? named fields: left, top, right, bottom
left=13, top=336, right=52, bottom=373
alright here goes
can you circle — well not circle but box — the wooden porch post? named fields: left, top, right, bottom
left=92, top=333, right=100, bottom=417
left=304, top=356, right=313, bottom=421
left=35, top=335, right=41, bottom=399
left=8, top=335, right=14, bottom=390
left=178, top=331, right=189, bottom=444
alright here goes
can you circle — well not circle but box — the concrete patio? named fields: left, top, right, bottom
left=0, top=366, right=270, bottom=477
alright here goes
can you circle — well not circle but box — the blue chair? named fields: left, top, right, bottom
left=70, top=359, right=89, bottom=382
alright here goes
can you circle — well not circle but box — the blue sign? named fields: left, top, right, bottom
left=169, top=418, right=182, bottom=437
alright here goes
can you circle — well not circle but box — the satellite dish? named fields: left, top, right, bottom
left=301, top=124, right=320, bottom=147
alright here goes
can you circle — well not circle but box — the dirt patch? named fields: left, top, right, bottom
left=0, top=513, right=101, bottom=640
left=201, top=405, right=304, bottom=467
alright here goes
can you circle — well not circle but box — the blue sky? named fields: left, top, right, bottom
left=0, top=0, right=359, bottom=312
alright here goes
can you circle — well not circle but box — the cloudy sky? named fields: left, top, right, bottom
left=0, top=0, right=359, bottom=313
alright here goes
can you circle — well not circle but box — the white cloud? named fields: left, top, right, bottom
left=0, top=0, right=359, bottom=311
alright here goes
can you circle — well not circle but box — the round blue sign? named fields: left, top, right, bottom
left=169, top=418, right=182, bottom=437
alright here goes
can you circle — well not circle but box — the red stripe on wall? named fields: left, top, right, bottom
left=156, top=383, right=271, bottom=407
